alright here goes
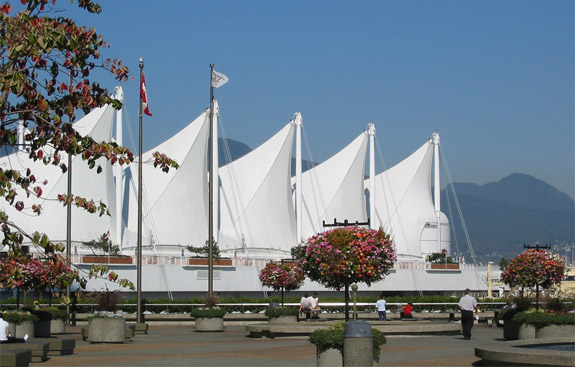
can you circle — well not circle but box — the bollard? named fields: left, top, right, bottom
left=343, top=320, right=373, bottom=367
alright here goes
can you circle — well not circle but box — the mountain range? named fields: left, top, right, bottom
left=219, top=138, right=574, bottom=263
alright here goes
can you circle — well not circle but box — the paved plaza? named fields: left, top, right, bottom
left=36, top=323, right=502, bottom=367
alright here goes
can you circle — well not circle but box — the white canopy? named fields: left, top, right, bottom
left=370, top=139, right=450, bottom=258
left=0, top=105, right=117, bottom=244
left=297, top=131, right=369, bottom=242
left=218, top=120, right=297, bottom=256
left=124, top=107, right=211, bottom=248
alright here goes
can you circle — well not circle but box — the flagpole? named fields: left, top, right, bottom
left=137, top=58, right=144, bottom=324
left=208, top=64, right=215, bottom=298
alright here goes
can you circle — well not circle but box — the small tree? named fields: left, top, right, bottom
left=0, top=0, right=177, bottom=299
left=502, top=249, right=565, bottom=291
left=258, top=262, right=305, bottom=292
left=292, top=226, right=395, bottom=319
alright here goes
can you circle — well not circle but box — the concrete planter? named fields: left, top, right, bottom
left=9, top=320, right=35, bottom=338
left=503, top=321, right=535, bottom=340
left=88, top=318, right=126, bottom=343
left=34, top=319, right=51, bottom=337
left=268, top=315, right=298, bottom=324
left=50, top=319, right=66, bottom=334
left=317, top=348, right=342, bottom=367
left=194, top=317, right=224, bottom=332
left=535, top=324, right=573, bottom=339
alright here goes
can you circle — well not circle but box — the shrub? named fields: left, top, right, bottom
left=190, top=307, right=227, bottom=319
left=2, top=311, right=39, bottom=325
left=512, top=311, right=575, bottom=328
left=265, top=306, right=299, bottom=319
left=45, top=307, right=67, bottom=321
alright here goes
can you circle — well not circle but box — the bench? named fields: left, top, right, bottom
left=0, top=349, right=31, bottom=367
left=33, top=337, right=76, bottom=356
left=1, top=342, right=49, bottom=363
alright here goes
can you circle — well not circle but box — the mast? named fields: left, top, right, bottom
left=433, top=131, right=441, bottom=252
left=208, top=64, right=215, bottom=298
left=368, top=123, right=376, bottom=229
left=114, top=86, right=124, bottom=249
left=294, top=112, right=302, bottom=243
left=137, top=58, right=144, bottom=324
left=212, top=100, right=219, bottom=245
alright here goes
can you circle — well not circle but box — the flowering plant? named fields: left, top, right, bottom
left=501, top=249, right=565, bottom=289
left=87, top=311, right=124, bottom=320
left=292, top=226, right=396, bottom=290
left=0, top=255, right=84, bottom=294
left=259, top=262, right=305, bottom=291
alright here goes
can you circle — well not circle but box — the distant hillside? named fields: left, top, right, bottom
left=443, top=174, right=574, bottom=262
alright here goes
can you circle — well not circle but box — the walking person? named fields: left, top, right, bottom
left=458, top=288, right=478, bottom=340
left=375, top=294, right=387, bottom=321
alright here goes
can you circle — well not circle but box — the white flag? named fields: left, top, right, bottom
left=211, top=70, right=229, bottom=88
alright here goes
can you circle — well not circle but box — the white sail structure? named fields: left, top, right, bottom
left=218, top=119, right=297, bottom=257
left=370, top=136, right=450, bottom=259
left=123, top=106, right=211, bottom=249
left=297, top=131, right=369, bottom=242
left=0, top=105, right=117, bottom=244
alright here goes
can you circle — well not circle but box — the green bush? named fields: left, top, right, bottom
left=512, top=311, right=575, bottom=328
left=190, top=307, right=226, bottom=319
left=265, top=306, right=299, bottom=319
left=45, top=307, right=67, bottom=321
left=309, top=322, right=386, bottom=362
left=2, top=311, right=39, bottom=325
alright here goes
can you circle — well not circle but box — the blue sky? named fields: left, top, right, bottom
left=63, top=1, right=573, bottom=198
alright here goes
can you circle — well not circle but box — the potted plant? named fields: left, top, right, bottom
left=3, top=310, right=39, bottom=338
left=265, top=305, right=299, bottom=323
left=510, top=310, right=574, bottom=340
left=186, top=240, right=232, bottom=266
left=23, top=305, right=53, bottom=337
left=87, top=291, right=127, bottom=343
left=82, top=232, right=133, bottom=264
left=45, top=307, right=68, bottom=334
left=190, top=294, right=226, bottom=332
left=309, top=322, right=386, bottom=366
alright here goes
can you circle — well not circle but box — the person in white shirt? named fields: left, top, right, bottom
left=458, top=288, right=478, bottom=340
left=0, top=312, right=28, bottom=343
left=299, top=293, right=312, bottom=319
left=375, top=294, right=387, bottom=321
left=308, top=293, right=321, bottom=319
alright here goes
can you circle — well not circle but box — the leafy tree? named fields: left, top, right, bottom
left=83, top=232, right=120, bottom=256
left=186, top=240, right=221, bottom=261
left=498, top=257, right=508, bottom=271
left=0, top=0, right=177, bottom=294
left=501, top=249, right=565, bottom=290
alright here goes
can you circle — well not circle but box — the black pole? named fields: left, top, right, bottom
left=136, top=58, right=144, bottom=324
left=208, top=64, right=214, bottom=299
left=344, top=284, right=350, bottom=321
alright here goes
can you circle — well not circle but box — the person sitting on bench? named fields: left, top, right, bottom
left=309, top=292, right=321, bottom=319
left=299, top=293, right=312, bottom=319
left=401, top=302, right=414, bottom=319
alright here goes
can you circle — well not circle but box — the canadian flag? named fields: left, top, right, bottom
left=141, top=72, right=152, bottom=116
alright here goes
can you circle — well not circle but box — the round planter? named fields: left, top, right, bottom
left=9, top=320, right=35, bottom=339
left=50, top=319, right=66, bottom=334
left=34, top=319, right=51, bottom=337
left=536, top=324, right=573, bottom=339
left=268, top=315, right=298, bottom=324
left=317, top=348, right=342, bottom=367
left=194, top=317, right=224, bottom=332
left=88, top=318, right=126, bottom=343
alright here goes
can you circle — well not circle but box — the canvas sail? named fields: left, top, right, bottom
left=218, top=120, right=297, bottom=257
left=0, top=105, right=117, bottom=245
left=297, top=131, right=369, bottom=242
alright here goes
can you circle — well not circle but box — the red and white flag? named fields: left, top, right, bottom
left=141, top=72, right=152, bottom=116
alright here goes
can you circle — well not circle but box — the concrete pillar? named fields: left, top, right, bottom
left=343, top=320, right=373, bottom=366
